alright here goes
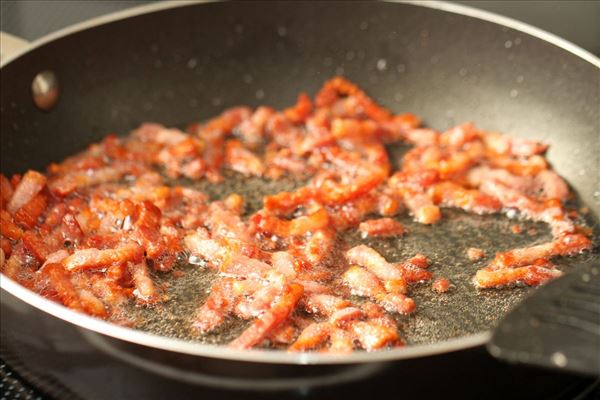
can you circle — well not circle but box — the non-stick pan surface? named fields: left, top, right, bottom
left=1, top=1, right=599, bottom=367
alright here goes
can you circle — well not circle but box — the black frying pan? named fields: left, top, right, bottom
left=1, top=0, right=599, bottom=396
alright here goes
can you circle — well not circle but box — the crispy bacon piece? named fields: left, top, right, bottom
left=351, top=320, right=401, bottom=351
left=193, top=278, right=236, bottom=333
left=359, top=218, right=406, bottom=238
left=431, top=182, right=501, bottom=214
left=474, top=262, right=562, bottom=288
left=345, top=245, right=404, bottom=282
left=467, top=247, right=486, bottom=261
left=225, top=139, right=265, bottom=176
left=13, top=193, right=48, bottom=229
left=0, top=210, right=23, bottom=240
left=229, top=283, right=303, bottom=349
left=7, top=170, right=46, bottom=214
left=432, top=278, right=451, bottom=293
left=63, top=242, right=144, bottom=272
left=129, top=260, right=158, bottom=304
left=254, top=207, right=329, bottom=237
left=343, top=265, right=415, bottom=314
left=39, top=263, right=84, bottom=312
left=491, top=234, right=590, bottom=269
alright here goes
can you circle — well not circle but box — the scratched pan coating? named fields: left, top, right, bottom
left=130, top=145, right=600, bottom=348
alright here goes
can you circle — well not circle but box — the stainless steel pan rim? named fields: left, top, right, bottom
left=0, top=0, right=596, bottom=365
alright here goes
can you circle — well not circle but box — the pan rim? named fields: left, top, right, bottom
left=0, top=0, right=594, bottom=365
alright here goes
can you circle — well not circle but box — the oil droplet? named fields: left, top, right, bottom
left=256, top=89, right=265, bottom=99
left=154, top=59, right=163, bottom=69
left=359, top=21, right=369, bottom=30
left=243, top=74, right=253, bottom=84
left=394, top=92, right=404, bottom=102
left=234, top=24, right=244, bottom=34
left=187, top=58, right=198, bottom=69
left=335, top=66, right=345, bottom=75
left=277, top=26, right=287, bottom=37
left=346, top=51, right=355, bottom=61
left=396, top=64, right=406, bottom=73
left=504, top=40, right=513, bottom=49
left=212, top=97, right=222, bottom=107
left=376, top=58, right=387, bottom=71
left=514, top=37, right=522, bottom=45
left=323, top=57, right=333, bottom=67
left=516, top=75, right=524, bottom=84
left=459, top=68, right=467, bottom=77
left=509, top=89, right=519, bottom=98
left=189, top=98, right=198, bottom=108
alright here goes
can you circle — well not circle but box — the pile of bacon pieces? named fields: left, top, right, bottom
left=0, top=77, right=592, bottom=352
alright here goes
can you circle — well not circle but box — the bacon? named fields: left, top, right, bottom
left=431, top=182, right=501, bottom=214
left=491, top=234, right=590, bottom=269
left=271, top=251, right=297, bottom=279
left=7, top=170, right=46, bottom=214
left=225, top=139, right=265, bottom=176
left=39, top=263, right=84, bottom=312
left=193, top=278, right=236, bottom=333
left=0, top=210, right=23, bottom=240
left=237, top=106, right=275, bottom=145
left=0, top=174, right=14, bottom=208
left=129, top=260, right=158, bottom=304
left=229, top=283, right=303, bottom=349
left=303, top=294, right=352, bottom=316
left=350, top=320, right=401, bottom=350
left=483, top=132, right=548, bottom=157
left=359, top=218, right=405, bottom=238
left=432, top=278, right=451, bottom=293
left=284, top=93, right=313, bottom=124
left=254, top=207, right=329, bottom=237
left=289, top=323, right=331, bottom=352
left=467, top=247, right=486, bottom=261
left=345, top=245, right=404, bottom=282
left=63, top=242, right=144, bottom=272
left=343, top=266, right=414, bottom=314
left=474, top=262, right=562, bottom=288
left=21, top=231, right=49, bottom=262
left=301, top=228, right=335, bottom=264
left=13, top=192, right=47, bottom=229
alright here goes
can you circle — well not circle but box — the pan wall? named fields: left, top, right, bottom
left=1, top=1, right=598, bottom=211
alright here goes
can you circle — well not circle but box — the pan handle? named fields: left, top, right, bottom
left=0, top=31, right=30, bottom=63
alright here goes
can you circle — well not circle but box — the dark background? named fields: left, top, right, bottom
left=1, top=1, right=599, bottom=56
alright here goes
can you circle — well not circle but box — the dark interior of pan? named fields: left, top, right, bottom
left=1, top=1, right=598, bottom=350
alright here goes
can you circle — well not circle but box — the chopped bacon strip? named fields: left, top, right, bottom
left=359, top=218, right=406, bottom=238
left=7, top=170, right=46, bottom=214
left=474, top=262, right=562, bottom=288
left=229, top=283, right=303, bottom=349
left=432, top=278, right=451, bottom=293
left=129, top=260, right=158, bottom=304
left=62, top=242, right=144, bottom=272
left=467, top=247, right=486, bottom=261
left=346, top=245, right=404, bottom=282
left=491, top=234, right=590, bottom=269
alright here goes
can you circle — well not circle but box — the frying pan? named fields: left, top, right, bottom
left=1, top=0, right=599, bottom=394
